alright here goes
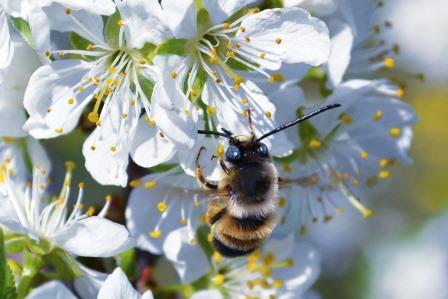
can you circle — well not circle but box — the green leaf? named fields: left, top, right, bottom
left=1, top=229, right=18, bottom=299
left=195, top=0, right=213, bottom=32
left=196, top=226, right=214, bottom=259
left=69, top=32, right=92, bottom=51
left=104, top=10, right=122, bottom=48
left=139, top=43, right=158, bottom=64
left=5, top=235, right=26, bottom=254
left=190, top=68, right=208, bottom=102
left=227, top=59, right=254, bottom=72
left=137, top=75, right=155, bottom=103
left=42, top=249, right=82, bottom=281
left=156, top=38, right=189, bottom=56
left=117, top=248, right=137, bottom=280
left=10, top=17, right=34, bottom=48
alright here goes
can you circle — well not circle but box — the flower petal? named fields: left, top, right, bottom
left=28, top=4, right=51, bottom=62
left=116, top=0, right=171, bottom=48
left=161, top=0, right=197, bottom=38
left=53, top=0, right=116, bottom=15
left=130, top=117, right=177, bottom=168
left=27, top=281, right=77, bottom=299
left=163, top=227, right=210, bottom=284
left=54, top=216, right=134, bottom=257
left=23, top=59, right=94, bottom=139
left=237, top=7, right=331, bottom=69
left=191, top=290, right=224, bottom=299
left=74, top=263, right=108, bottom=299
left=203, top=0, right=259, bottom=25
left=283, top=0, right=338, bottom=16
left=0, top=11, right=13, bottom=83
left=97, top=268, right=144, bottom=299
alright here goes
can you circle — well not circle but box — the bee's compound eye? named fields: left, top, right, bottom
left=226, top=145, right=242, bottom=162
left=256, top=142, right=269, bottom=156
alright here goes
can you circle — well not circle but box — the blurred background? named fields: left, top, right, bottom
left=42, top=0, right=448, bottom=298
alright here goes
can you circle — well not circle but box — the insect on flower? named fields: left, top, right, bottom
left=195, top=104, right=341, bottom=257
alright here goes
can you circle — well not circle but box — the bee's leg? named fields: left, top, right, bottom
left=196, top=146, right=218, bottom=190
left=219, top=159, right=230, bottom=175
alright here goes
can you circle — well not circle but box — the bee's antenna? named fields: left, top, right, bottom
left=256, top=104, right=342, bottom=142
left=221, top=128, right=233, bottom=136
left=198, top=130, right=232, bottom=139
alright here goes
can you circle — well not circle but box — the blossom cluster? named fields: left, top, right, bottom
left=0, top=0, right=417, bottom=298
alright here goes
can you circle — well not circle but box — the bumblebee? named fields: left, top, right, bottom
left=195, top=104, right=341, bottom=257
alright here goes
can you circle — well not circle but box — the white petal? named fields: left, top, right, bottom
left=54, top=216, right=134, bottom=257
left=203, top=0, right=259, bottom=25
left=163, top=227, right=210, bottom=283
left=324, top=19, right=354, bottom=88
left=43, top=4, right=106, bottom=46
left=116, top=0, right=171, bottom=48
left=83, top=89, right=140, bottom=186
left=130, top=117, right=177, bottom=168
left=283, top=0, right=337, bottom=16
left=23, top=59, right=94, bottom=139
left=74, top=263, right=108, bottom=299
left=0, top=11, right=13, bottom=83
left=0, top=195, right=26, bottom=235
left=97, top=268, right=142, bottom=299
left=161, top=0, right=197, bottom=38
left=237, top=7, right=331, bottom=69
left=26, top=281, right=77, bottom=299
left=191, top=290, right=224, bottom=299
left=0, top=104, right=27, bottom=137
left=28, top=4, right=51, bottom=62
left=53, top=0, right=116, bottom=15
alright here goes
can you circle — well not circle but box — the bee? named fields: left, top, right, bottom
left=195, top=104, right=341, bottom=257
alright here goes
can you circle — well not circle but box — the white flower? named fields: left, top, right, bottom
left=182, top=236, right=321, bottom=299
left=0, top=161, right=134, bottom=257
left=26, top=268, right=154, bottom=299
left=0, top=0, right=116, bottom=62
left=0, top=8, right=13, bottom=83
left=23, top=2, right=197, bottom=186
left=283, top=0, right=337, bottom=15
left=0, top=38, right=50, bottom=186
left=271, top=80, right=417, bottom=232
left=150, top=1, right=330, bottom=154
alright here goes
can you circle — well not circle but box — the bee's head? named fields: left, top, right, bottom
left=197, top=104, right=342, bottom=164
left=224, top=135, right=270, bottom=165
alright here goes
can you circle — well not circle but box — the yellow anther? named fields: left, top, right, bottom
left=247, top=280, right=255, bottom=290
left=247, top=261, right=259, bottom=272
left=324, top=215, right=333, bottom=222
left=383, top=57, right=395, bottom=69
left=226, top=41, right=234, bottom=49
left=268, top=73, right=285, bottom=83
left=86, top=206, right=96, bottom=217
left=339, top=172, right=349, bottom=180
left=360, top=151, right=368, bottom=159
left=226, top=50, right=236, bottom=58
left=396, top=87, right=405, bottom=97
left=217, top=144, right=225, bottom=159
left=170, top=71, right=177, bottom=79
left=259, top=53, right=266, bottom=59
left=273, top=279, right=283, bottom=288
left=207, top=233, right=213, bottom=242
left=128, top=179, right=141, bottom=188
left=373, top=110, right=383, bottom=121
left=236, top=43, right=241, bottom=48
left=275, top=38, right=282, bottom=44
left=239, top=26, right=246, bottom=32
left=44, top=50, right=51, bottom=58
left=378, top=170, right=390, bottom=179
left=308, top=139, right=322, bottom=149
left=340, top=113, right=352, bottom=124
left=88, top=112, right=99, bottom=123
left=213, top=274, right=225, bottom=286
left=263, top=253, right=275, bottom=264
left=352, top=178, right=360, bottom=185
left=47, top=108, right=52, bottom=113
left=245, top=37, right=251, bottom=42
left=180, top=218, right=187, bottom=225
left=265, top=111, right=272, bottom=118
left=206, top=106, right=217, bottom=115
left=90, top=145, right=96, bottom=151
left=278, top=197, right=286, bottom=208
left=108, top=66, right=116, bottom=73
left=105, top=194, right=112, bottom=202
left=390, top=128, right=401, bottom=138
left=157, top=201, right=168, bottom=213
left=213, top=251, right=222, bottom=263
left=300, top=225, right=308, bottom=236
left=282, top=163, right=291, bottom=173
left=117, top=19, right=126, bottom=26
left=149, top=230, right=161, bottom=239
left=249, top=7, right=260, bottom=13
left=337, top=207, right=345, bottom=214
left=189, top=238, right=197, bottom=245
left=241, top=98, right=249, bottom=105
left=78, top=85, right=85, bottom=92
left=367, top=177, right=377, bottom=188
left=183, top=109, right=190, bottom=116
left=139, top=58, right=146, bottom=65
left=121, top=113, right=128, bottom=119
left=223, top=23, right=230, bottom=29
left=241, top=110, right=248, bottom=118
left=209, top=56, right=219, bottom=64
left=110, top=146, right=117, bottom=152
left=65, top=8, right=72, bottom=15
left=148, top=118, right=156, bottom=126
left=65, top=161, right=75, bottom=171
left=144, top=180, right=157, bottom=189
left=260, top=265, right=271, bottom=277
left=1, top=137, right=15, bottom=144
left=86, top=43, right=94, bottom=51
left=285, top=258, right=294, bottom=267
left=373, top=25, right=381, bottom=34
left=312, top=217, right=318, bottom=223
left=309, top=175, right=318, bottom=185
